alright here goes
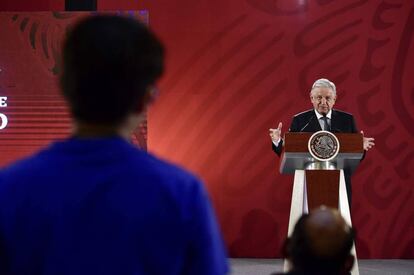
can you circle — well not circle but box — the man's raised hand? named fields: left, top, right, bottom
left=269, top=122, right=283, bottom=143
left=361, top=130, right=375, bottom=151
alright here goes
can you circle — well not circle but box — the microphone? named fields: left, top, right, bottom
left=299, top=115, right=315, bottom=132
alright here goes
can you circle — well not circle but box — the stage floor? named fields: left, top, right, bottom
left=230, top=258, right=414, bottom=275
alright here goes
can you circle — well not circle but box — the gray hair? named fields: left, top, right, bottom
left=311, top=78, right=336, bottom=96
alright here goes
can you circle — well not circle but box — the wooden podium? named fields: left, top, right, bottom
left=280, top=132, right=364, bottom=275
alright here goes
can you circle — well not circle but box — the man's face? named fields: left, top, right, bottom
left=310, top=87, right=336, bottom=115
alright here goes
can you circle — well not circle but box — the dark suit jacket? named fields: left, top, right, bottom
left=272, top=109, right=359, bottom=205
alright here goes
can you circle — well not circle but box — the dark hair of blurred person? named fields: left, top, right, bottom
left=61, top=15, right=164, bottom=127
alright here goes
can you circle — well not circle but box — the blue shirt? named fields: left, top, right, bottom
left=0, top=137, right=228, bottom=275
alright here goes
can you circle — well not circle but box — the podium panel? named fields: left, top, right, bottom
left=305, top=170, right=339, bottom=210
left=280, top=132, right=364, bottom=174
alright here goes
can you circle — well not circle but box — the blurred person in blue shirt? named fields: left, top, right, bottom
left=0, top=15, right=228, bottom=275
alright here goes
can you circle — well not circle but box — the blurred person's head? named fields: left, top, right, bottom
left=284, top=207, right=355, bottom=275
left=60, top=15, right=164, bottom=137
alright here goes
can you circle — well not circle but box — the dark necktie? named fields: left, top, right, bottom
left=321, top=116, right=330, bottom=131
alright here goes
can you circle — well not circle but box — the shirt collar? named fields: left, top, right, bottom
left=314, top=109, right=332, bottom=119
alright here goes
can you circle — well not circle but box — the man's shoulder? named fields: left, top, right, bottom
left=332, top=109, right=354, bottom=118
left=293, top=109, right=314, bottom=117
left=0, top=139, right=201, bottom=190
left=134, top=151, right=199, bottom=184
left=293, top=109, right=314, bottom=119
left=0, top=146, right=51, bottom=180
left=292, top=109, right=355, bottom=119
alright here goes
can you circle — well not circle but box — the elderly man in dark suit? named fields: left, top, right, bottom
left=269, top=78, right=375, bottom=205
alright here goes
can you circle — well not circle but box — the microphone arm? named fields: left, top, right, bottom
left=299, top=115, right=315, bottom=132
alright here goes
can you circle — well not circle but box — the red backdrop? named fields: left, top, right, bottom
left=0, top=0, right=413, bottom=259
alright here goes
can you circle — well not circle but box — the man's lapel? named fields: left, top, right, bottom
left=309, top=112, right=322, bottom=132
left=330, top=110, right=338, bottom=132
